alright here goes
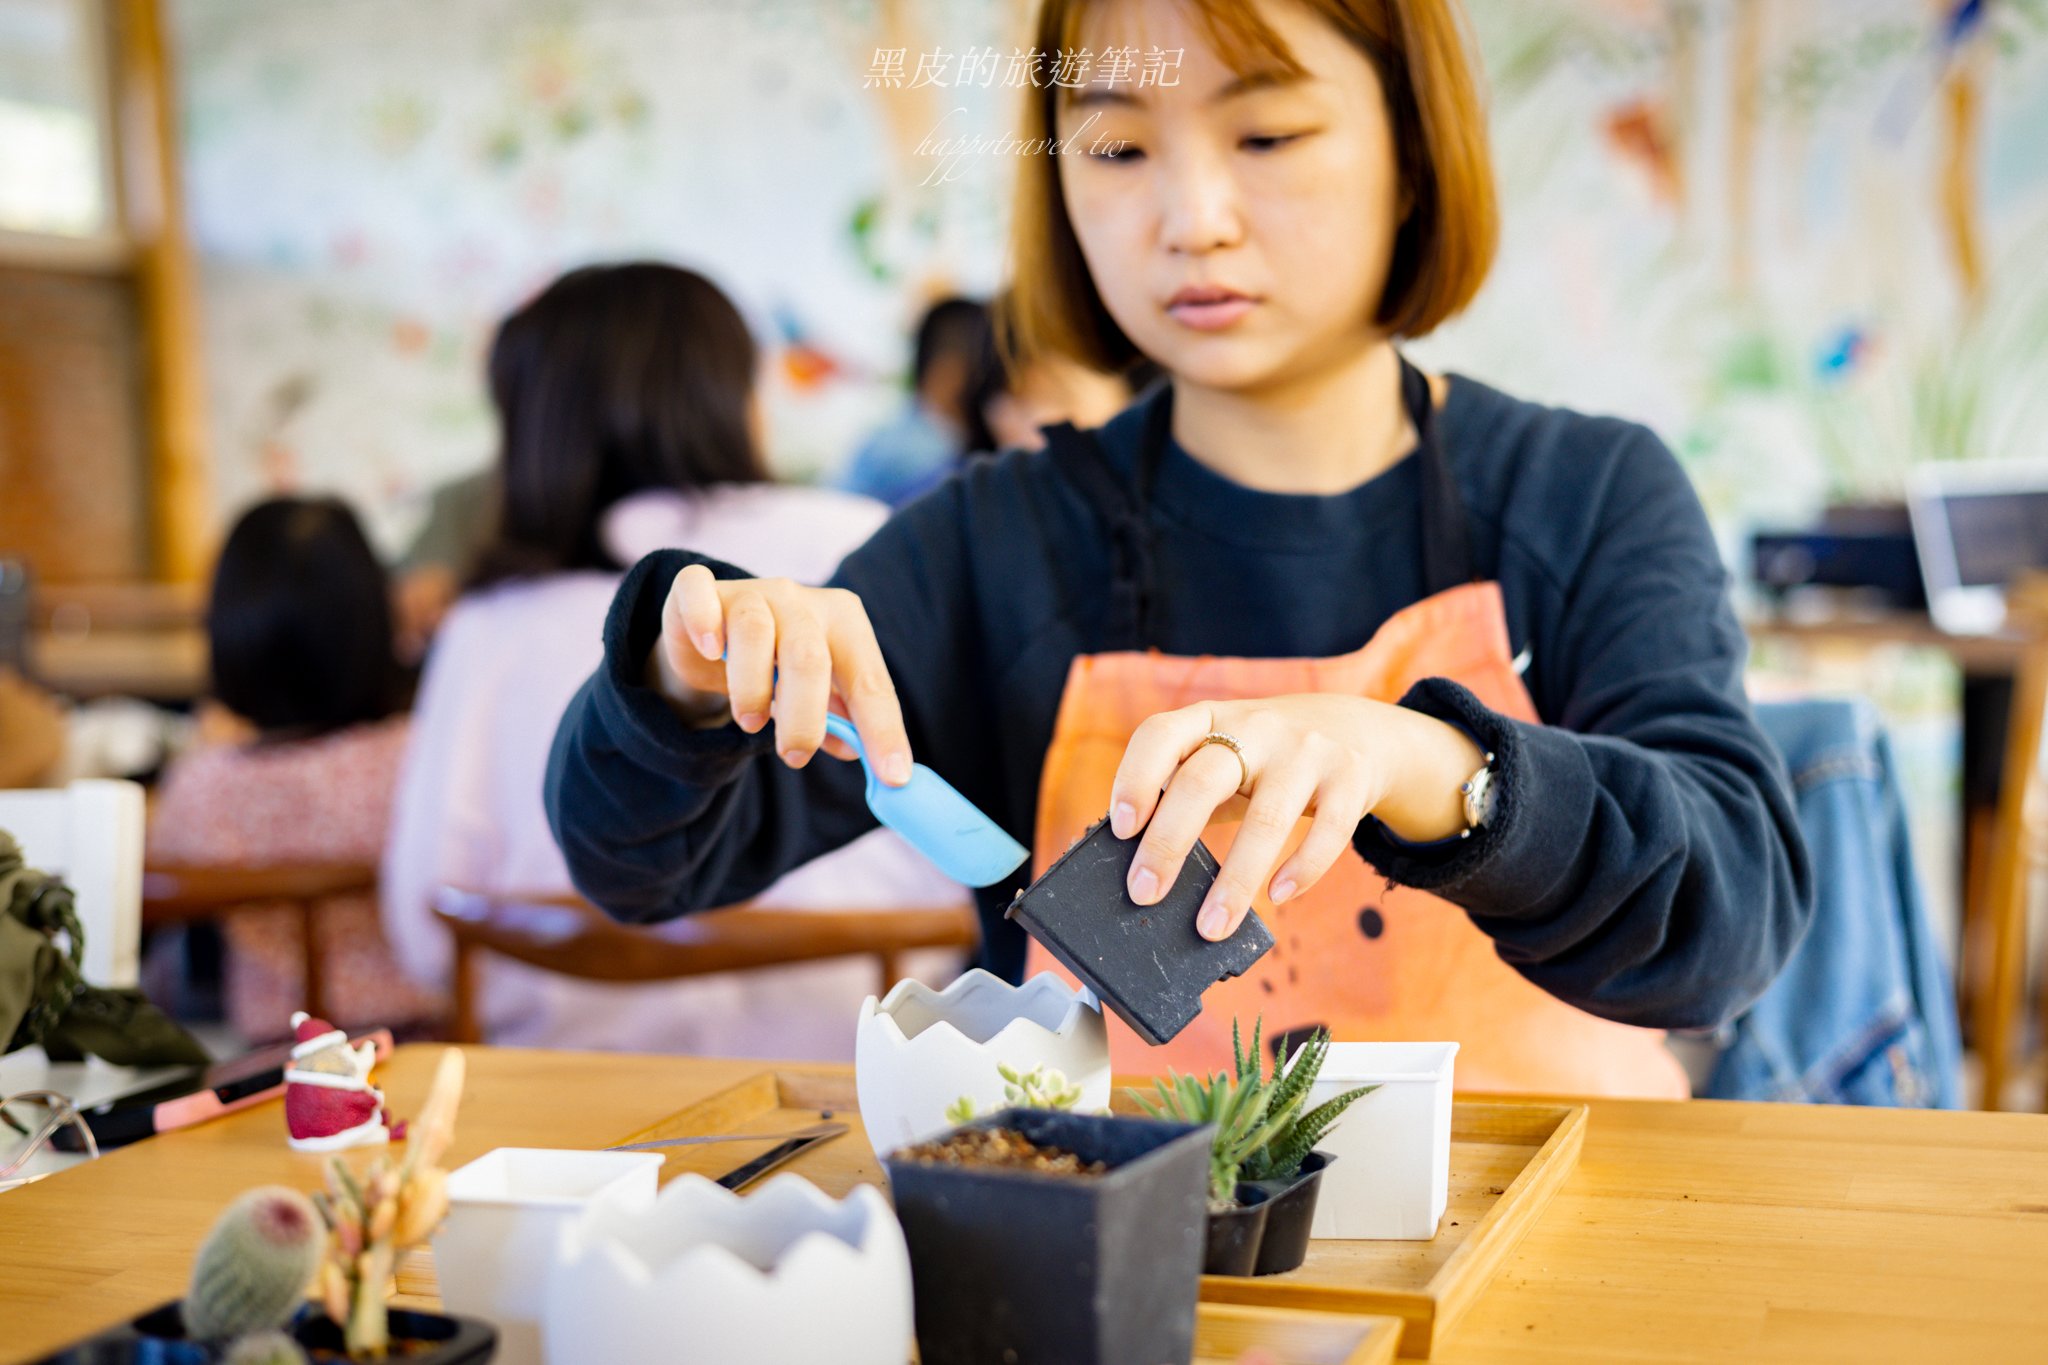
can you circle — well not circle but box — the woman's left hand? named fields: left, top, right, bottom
left=1109, top=694, right=1485, bottom=941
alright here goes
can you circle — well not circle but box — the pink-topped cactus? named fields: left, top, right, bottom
left=184, top=1186, right=325, bottom=1341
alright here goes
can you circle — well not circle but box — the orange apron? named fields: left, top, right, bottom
left=1023, top=360, right=1687, bottom=1099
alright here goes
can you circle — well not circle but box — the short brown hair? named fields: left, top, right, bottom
left=1003, top=0, right=1498, bottom=373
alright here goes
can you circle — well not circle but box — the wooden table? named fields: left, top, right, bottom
left=5, top=1047, right=2047, bottom=1363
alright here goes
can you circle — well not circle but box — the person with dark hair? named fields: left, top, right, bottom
left=382, top=261, right=963, bottom=1057
left=838, top=295, right=990, bottom=506
left=149, top=498, right=443, bottom=1042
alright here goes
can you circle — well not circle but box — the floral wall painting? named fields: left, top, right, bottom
left=172, top=0, right=2046, bottom=555
left=1414, top=0, right=2047, bottom=539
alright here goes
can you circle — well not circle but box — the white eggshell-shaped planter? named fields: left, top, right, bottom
left=855, top=968, right=1111, bottom=1156
left=435, top=1147, right=662, bottom=1365
left=541, top=1173, right=912, bottom=1365
left=1307, top=1041, right=1459, bottom=1240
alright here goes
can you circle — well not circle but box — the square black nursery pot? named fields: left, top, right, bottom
left=1239, top=1151, right=1335, bottom=1277
left=1006, top=818, right=1274, bottom=1046
left=884, top=1107, right=1212, bottom=1365
left=33, top=1303, right=498, bottom=1364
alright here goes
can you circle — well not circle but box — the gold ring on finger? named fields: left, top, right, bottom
left=1194, top=731, right=1252, bottom=798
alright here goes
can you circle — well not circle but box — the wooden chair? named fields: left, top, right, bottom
left=0, top=780, right=146, bottom=988
left=1979, top=572, right=2048, bottom=1110
left=140, top=862, right=379, bottom=1022
left=431, top=888, right=982, bottom=1045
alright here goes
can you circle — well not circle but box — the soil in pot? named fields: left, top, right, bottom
left=1241, top=1151, right=1334, bottom=1276
left=895, top=1126, right=1108, bottom=1176
left=1202, top=1186, right=1272, bottom=1277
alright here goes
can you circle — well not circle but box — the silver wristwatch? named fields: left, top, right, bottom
left=1457, top=751, right=1497, bottom=839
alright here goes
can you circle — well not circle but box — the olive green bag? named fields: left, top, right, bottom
left=0, top=829, right=207, bottom=1066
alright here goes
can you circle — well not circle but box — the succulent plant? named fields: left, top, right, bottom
left=223, top=1330, right=310, bottom=1365
left=310, top=1047, right=466, bottom=1359
left=183, top=1187, right=324, bottom=1341
left=1127, top=1018, right=1377, bottom=1205
left=1000, top=1063, right=1085, bottom=1111
left=945, top=1064, right=1088, bottom=1125
left=1128, top=1065, right=1287, bottom=1210
left=1231, top=1021, right=1375, bottom=1184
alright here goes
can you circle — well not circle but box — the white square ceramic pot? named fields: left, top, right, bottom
left=435, top=1147, right=663, bottom=1365
left=1306, top=1041, right=1459, bottom=1240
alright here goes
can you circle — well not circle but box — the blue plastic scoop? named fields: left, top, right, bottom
left=820, top=712, right=1029, bottom=887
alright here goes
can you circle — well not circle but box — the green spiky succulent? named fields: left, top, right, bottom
left=1230, top=1020, right=1376, bottom=1184
left=1127, top=1062, right=1292, bottom=1209
left=1127, top=1017, right=1377, bottom=1206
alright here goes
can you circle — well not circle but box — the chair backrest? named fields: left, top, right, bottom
left=0, top=780, right=146, bottom=988
left=431, top=888, right=981, bottom=1045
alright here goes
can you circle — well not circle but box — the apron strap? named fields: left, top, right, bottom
left=1404, top=356, right=1476, bottom=595
left=1042, top=397, right=1170, bottom=652
left=1042, top=353, right=1471, bottom=651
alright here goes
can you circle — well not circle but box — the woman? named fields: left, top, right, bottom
left=382, top=262, right=963, bottom=1058
left=544, top=1, right=1811, bottom=1096
left=150, top=499, right=442, bottom=1041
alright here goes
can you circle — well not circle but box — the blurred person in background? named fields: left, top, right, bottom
left=390, top=469, right=496, bottom=666
left=148, top=498, right=443, bottom=1042
left=382, top=260, right=964, bottom=1058
left=838, top=295, right=990, bottom=506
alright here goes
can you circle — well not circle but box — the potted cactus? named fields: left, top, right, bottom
left=33, top=1049, right=496, bottom=1364
left=883, top=1107, right=1210, bottom=1365
left=1129, top=1020, right=1374, bottom=1276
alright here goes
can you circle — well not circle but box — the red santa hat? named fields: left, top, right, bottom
left=289, top=1011, right=349, bottom=1060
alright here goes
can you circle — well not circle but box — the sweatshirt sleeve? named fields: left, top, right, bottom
left=544, top=487, right=990, bottom=926
left=1352, top=428, right=1814, bottom=1031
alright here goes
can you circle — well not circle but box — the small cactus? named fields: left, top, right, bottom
left=223, top=1330, right=310, bottom=1365
left=185, top=1187, right=324, bottom=1341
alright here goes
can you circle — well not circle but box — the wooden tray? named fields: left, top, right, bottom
left=1198, top=1099, right=1587, bottom=1357
left=404, top=1067, right=1577, bottom=1360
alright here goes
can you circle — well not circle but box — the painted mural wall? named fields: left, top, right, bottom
left=174, top=0, right=2048, bottom=556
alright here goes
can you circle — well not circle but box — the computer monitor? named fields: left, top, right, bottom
left=1907, top=460, right=2048, bottom=634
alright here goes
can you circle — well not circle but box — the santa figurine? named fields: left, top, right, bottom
left=284, top=1011, right=394, bottom=1152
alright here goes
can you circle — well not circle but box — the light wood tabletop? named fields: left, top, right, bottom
left=4, top=1046, right=2046, bottom=1363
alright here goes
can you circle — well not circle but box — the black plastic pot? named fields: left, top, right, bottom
left=1201, top=1185, right=1272, bottom=1276
left=1241, top=1151, right=1334, bottom=1276
left=1005, top=818, right=1274, bottom=1046
left=32, top=1302, right=498, bottom=1364
left=884, top=1107, right=1211, bottom=1365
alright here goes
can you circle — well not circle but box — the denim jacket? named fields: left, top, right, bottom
left=1702, top=698, right=1962, bottom=1107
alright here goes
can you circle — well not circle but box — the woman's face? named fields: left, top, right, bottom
left=1055, top=0, right=1403, bottom=395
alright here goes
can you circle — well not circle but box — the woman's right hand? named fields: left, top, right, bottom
left=648, top=563, right=913, bottom=784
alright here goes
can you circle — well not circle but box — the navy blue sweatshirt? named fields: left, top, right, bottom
left=544, top=375, right=1813, bottom=1030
